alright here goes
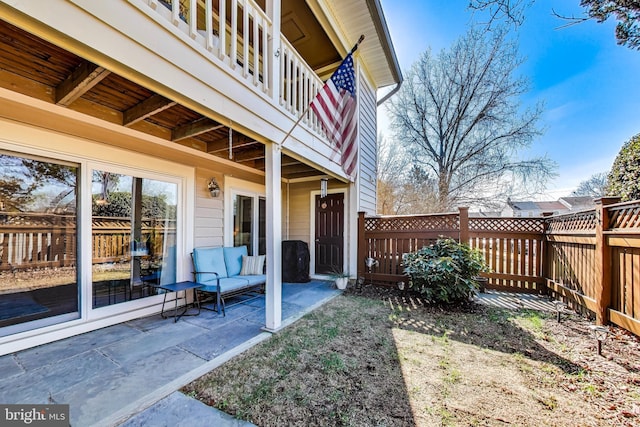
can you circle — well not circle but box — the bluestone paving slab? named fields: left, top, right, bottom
left=120, top=391, right=256, bottom=427
left=126, top=313, right=174, bottom=332
left=238, top=300, right=301, bottom=324
left=281, top=282, right=316, bottom=297
left=182, top=303, right=262, bottom=330
left=282, top=301, right=307, bottom=319
left=15, top=323, right=141, bottom=371
left=98, top=321, right=206, bottom=367
left=289, top=286, right=340, bottom=306
left=178, top=318, right=264, bottom=361
left=0, top=354, right=23, bottom=379
left=0, top=349, right=118, bottom=404
left=57, top=346, right=205, bottom=426
left=282, top=280, right=333, bottom=296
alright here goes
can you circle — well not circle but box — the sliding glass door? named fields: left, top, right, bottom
left=91, top=170, right=177, bottom=308
left=0, top=151, right=79, bottom=335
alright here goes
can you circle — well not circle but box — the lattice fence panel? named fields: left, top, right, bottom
left=609, top=202, right=640, bottom=230
left=365, top=214, right=459, bottom=233
left=546, top=210, right=597, bottom=233
left=0, top=212, right=76, bottom=227
left=469, top=217, right=544, bottom=233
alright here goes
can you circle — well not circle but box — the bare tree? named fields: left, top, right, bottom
left=571, top=172, right=608, bottom=197
left=470, top=0, right=640, bottom=50
left=376, top=133, right=405, bottom=215
left=386, top=27, right=555, bottom=212
left=399, top=165, right=440, bottom=214
left=377, top=134, right=440, bottom=214
left=468, top=0, right=532, bottom=27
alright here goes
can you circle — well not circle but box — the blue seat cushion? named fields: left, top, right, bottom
left=239, top=275, right=266, bottom=286
left=193, top=247, right=227, bottom=282
left=199, top=277, right=253, bottom=294
left=223, top=246, right=247, bottom=277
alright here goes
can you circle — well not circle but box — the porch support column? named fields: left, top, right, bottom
left=265, top=141, right=282, bottom=331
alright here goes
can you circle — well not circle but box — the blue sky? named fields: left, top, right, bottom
left=377, top=0, right=640, bottom=200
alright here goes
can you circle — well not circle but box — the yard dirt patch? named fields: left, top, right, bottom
left=183, top=285, right=640, bottom=426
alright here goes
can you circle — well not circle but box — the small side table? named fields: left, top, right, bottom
left=158, top=281, right=202, bottom=322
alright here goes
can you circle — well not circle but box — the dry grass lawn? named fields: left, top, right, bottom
left=183, top=287, right=640, bottom=426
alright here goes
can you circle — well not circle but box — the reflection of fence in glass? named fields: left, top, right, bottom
left=0, top=213, right=176, bottom=271
left=0, top=212, right=76, bottom=270
left=92, top=216, right=177, bottom=264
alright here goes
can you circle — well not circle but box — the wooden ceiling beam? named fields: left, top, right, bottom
left=233, top=147, right=266, bottom=162
left=206, top=136, right=260, bottom=154
left=55, top=61, right=111, bottom=106
left=123, top=94, right=177, bottom=126
left=282, top=164, right=319, bottom=175
left=284, top=170, right=325, bottom=180
left=253, top=157, right=303, bottom=170
left=171, top=118, right=223, bottom=142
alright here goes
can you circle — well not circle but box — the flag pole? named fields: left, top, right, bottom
left=277, top=34, right=365, bottom=148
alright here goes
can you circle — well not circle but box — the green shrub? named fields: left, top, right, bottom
left=402, top=237, right=489, bottom=304
left=607, top=133, right=640, bottom=201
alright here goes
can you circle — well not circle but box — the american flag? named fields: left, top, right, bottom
left=310, top=53, right=358, bottom=178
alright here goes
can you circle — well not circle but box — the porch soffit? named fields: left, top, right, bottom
left=0, top=18, right=324, bottom=180
left=320, top=0, right=402, bottom=89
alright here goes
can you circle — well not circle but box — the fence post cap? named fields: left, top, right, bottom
left=594, top=197, right=621, bottom=206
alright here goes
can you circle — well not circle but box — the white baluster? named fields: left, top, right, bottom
left=230, top=0, right=237, bottom=69
left=243, top=0, right=250, bottom=78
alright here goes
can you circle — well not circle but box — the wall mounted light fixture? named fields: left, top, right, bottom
left=208, top=177, right=220, bottom=198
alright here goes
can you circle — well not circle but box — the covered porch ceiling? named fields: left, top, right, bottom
left=0, top=18, right=326, bottom=180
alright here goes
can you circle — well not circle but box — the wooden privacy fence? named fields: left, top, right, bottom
left=0, top=212, right=175, bottom=270
left=357, top=210, right=462, bottom=285
left=469, top=215, right=545, bottom=292
left=357, top=208, right=545, bottom=292
left=358, top=199, right=640, bottom=336
left=545, top=198, right=640, bottom=335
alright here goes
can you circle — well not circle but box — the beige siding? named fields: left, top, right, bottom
left=358, top=72, right=377, bottom=214
left=287, top=181, right=316, bottom=244
left=194, top=168, right=224, bottom=248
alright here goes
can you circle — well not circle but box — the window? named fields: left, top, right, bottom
left=91, top=170, right=177, bottom=308
left=0, top=151, right=79, bottom=335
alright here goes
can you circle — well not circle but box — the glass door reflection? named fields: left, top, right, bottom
left=92, top=171, right=177, bottom=308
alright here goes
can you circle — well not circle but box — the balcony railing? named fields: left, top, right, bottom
left=143, top=0, right=326, bottom=133
left=147, top=0, right=273, bottom=95
left=279, top=36, right=324, bottom=133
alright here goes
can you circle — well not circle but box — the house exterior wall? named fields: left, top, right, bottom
left=194, top=169, right=224, bottom=248
left=287, top=181, right=317, bottom=245
left=357, top=71, right=377, bottom=214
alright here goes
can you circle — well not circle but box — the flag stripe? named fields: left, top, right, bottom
left=309, top=53, right=358, bottom=178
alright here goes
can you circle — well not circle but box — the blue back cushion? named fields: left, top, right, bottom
left=224, top=246, right=247, bottom=277
left=193, top=247, right=227, bottom=282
